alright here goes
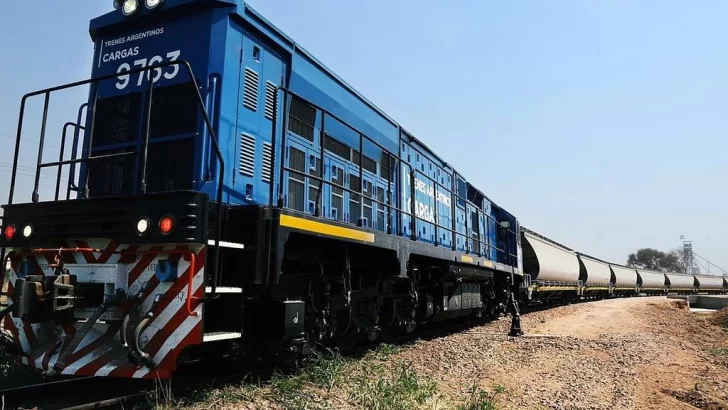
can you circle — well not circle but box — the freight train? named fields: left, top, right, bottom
left=519, top=228, right=728, bottom=304
left=0, top=0, right=725, bottom=380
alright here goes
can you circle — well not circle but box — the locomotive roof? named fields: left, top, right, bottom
left=88, top=0, right=516, bottom=216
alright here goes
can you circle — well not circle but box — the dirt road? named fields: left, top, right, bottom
left=399, top=297, right=728, bottom=409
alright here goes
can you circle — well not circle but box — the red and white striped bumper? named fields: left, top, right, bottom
left=1, top=239, right=206, bottom=379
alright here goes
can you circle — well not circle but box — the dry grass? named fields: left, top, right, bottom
left=710, top=308, right=728, bottom=328
left=148, top=344, right=451, bottom=410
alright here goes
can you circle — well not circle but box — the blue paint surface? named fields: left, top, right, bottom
left=77, top=0, right=519, bottom=267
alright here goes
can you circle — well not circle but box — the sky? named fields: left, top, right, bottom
left=1, top=0, right=727, bottom=272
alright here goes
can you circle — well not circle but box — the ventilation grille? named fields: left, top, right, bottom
left=324, top=134, right=350, bottom=160
left=289, top=146, right=306, bottom=173
left=288, top=96, right=315, bottom=142
left=264, top=82, right=277, bottom=120
left=91, top=93, right=143, bottom=148
left=145, top=138, right=195, bottom=193
left=287, top=147, right=306, bottom=211
left=352, top=150, right=377, bottom=174
left=288, top=179, right=305, bottom=211
left=380, top=152, right=394, bottom=182
left=239, top=134, right=256, bottom=177
left=91, top=81, right=199, bottom=148
left=149, top=82, right=198, bottom=139
left=331, top=194, right=343, bottom=221
left=87, top=147, right=136, bottom=197
left=262, top=141, right=272, bottom=183
left=243, top=68, right=259, bottom=111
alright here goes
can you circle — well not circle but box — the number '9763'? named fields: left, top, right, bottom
left=115, top=50, right=181, bottom=90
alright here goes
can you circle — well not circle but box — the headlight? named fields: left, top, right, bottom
left=137, top=218, right=150, bottom=235
left=146, top=0, right=164, bottom=9
left=122, top=0, right=139, bottom=15
left=22, top=225, right=33, bottom=239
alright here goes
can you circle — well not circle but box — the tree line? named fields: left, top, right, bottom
left=626, top=248, right=685, bottom=273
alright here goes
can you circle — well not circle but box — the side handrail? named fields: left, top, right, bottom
left=282, top=165, right=515, bottom=261
left=52, top=122, right=85, bottom=201
left=8, top=60, right=225, bottom=298
left=270, top=87, right=519, bottom=265
left=201, top=75, right=221, bottom=183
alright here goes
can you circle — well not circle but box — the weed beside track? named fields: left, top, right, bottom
left=156, top=344, right=441, bottom=410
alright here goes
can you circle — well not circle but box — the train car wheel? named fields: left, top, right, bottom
left=336, top=331, right=359, bottom=352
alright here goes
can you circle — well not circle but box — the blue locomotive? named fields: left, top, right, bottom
left=0, top=0, right=521, bottom=378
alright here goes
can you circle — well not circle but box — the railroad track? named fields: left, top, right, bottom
left=0, top=298, right=616, bottom=409
left=50, top=394, right=146, bottom=410
left=0, top=376, right=149, bottom=410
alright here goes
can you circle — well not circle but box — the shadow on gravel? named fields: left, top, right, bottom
left=662, top=386, right=727, bottom=410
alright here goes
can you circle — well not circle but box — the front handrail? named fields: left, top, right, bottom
left=7, top=60, right=225, bottom=298
left=66, top=103, right=88, bottom=196
left=56, top=122, right=85, bottom=201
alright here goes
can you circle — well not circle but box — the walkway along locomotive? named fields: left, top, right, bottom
left=0, top=0, right=522, bottom=379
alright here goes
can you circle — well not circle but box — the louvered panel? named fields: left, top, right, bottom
left=146, top=138, right=195, bottom=192
left=149, top=82, right=198, bottom=139
left=262, top=141, right=272, bottom=183
left=289, top=147, right=306, bottom=172
left=87, top=147, right=135, bottom=197
left=264, top=81, right=277, bottom=120
left=91, top=93, right=142, bottom=148
left=243, top=68, right=259, bottom=111
left=239, top=134, right=256, bottom=177
left=288, top=179, right=305, bottom=211
left=288, top=97, right=316, bottom=142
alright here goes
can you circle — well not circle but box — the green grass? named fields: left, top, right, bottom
left=345, top=343, right=438, bottom=410
left=303, top=348, right=350, bottom=391
left=135, top=342, right=484, bottom=409
left=189, top=344, right=438, bottom=410
left=709, top=347, right=728, bottom=356
left=456, top=384, right=507, bottom=410
left=263, top=348, right=348, bottom=409
left=368, top=343, right=404, bottom=361
left=269, top=372, right=331, bottom=410
left=349, top=361, right=438, bottom=410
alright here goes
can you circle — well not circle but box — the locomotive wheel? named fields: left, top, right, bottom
left=379, top=297, right=398, bottom=342
left=275, top=351, right=303, bottom=374
left=379, top=321, right=399, bottom=342
left=336, top=331, right=359, bottom=352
